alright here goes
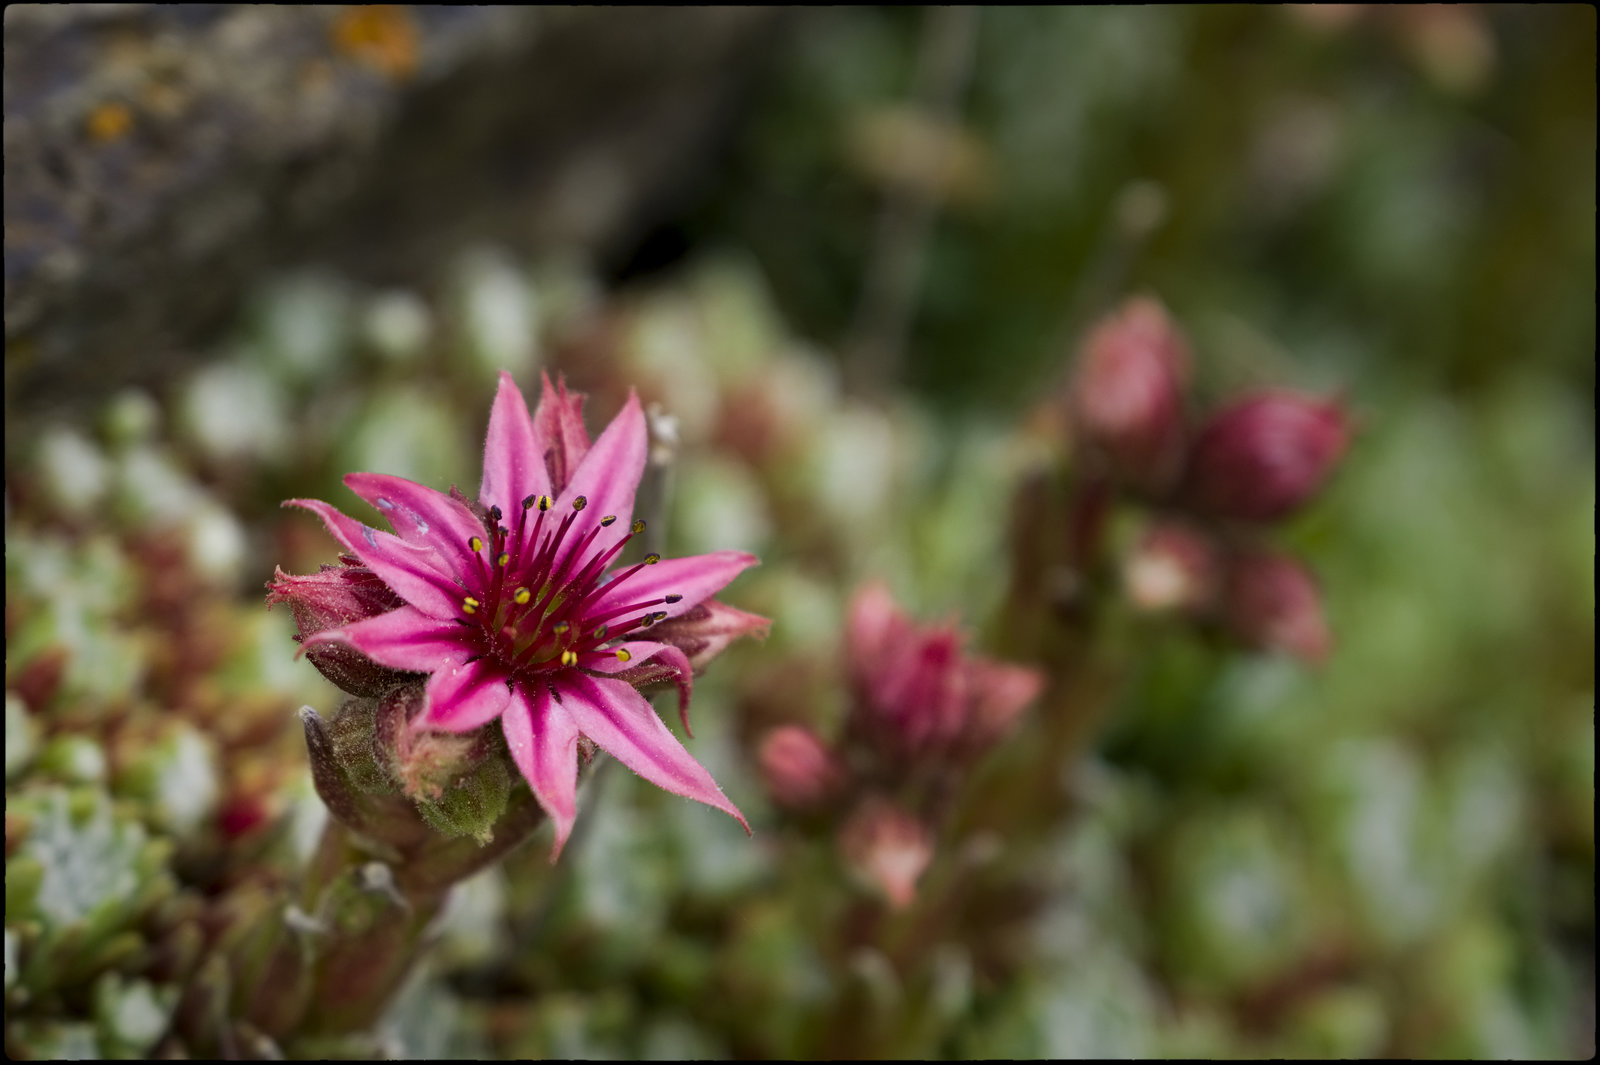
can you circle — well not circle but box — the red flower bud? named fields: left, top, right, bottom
left=1070, top=296, right=1190, bottom=491
left=266, top=560, right=409, bottom=696
left=1122, top=520, right=1220, bottom=614
left=1183, top=391, right=1351, bottom=523
left=1223, top=550, right=1331, bottom=663
left=648, top=599, right=772, bottom=672
left=757, top=725, right=846, bottom=810
left=838, top=797, right=934, bottom=910
left=845, top=582, right=1044, bottom=763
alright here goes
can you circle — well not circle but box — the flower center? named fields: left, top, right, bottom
left=455, top=494, right=682, bottom=677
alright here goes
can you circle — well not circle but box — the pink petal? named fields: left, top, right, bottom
left=586, top=551, right=758, bottom=625
left=301, top=605, right=475, bottom=673
left=549, top=391, right=647, bottom=579
left=556, top=672, right=748, bottom=834
left=343, top=472, right=486, bottom=582
left=501, top=681, right=580, bottom=860
left=480, top=371, right=553, bottom=518
left=585, top=639, right=695, bottom=734
left=414, top=657, right=513, bottom=733
left=532, top=371, right=592, bottom=497
left=285, top=498, right=463, bottom=620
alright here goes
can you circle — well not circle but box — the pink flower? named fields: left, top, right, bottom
left=1070, top=296, right=1191, bottom=491
left=285, top=372, right=759, bottom=858
left=1182, top=391, right=1351, bottom=523
left=845, top=582, right=1045, bottom=763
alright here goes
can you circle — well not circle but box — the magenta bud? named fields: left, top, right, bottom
left=1122, top=520, right=1220, bottom=615
left=1182, top=391, right=1351, bottom=523
left=267, top=561, right=409, bottom=696
left=838, top=798, right=934, bottom=910
left=846, top=582, right=1044, bottom=763
left=648, top=599, right=772, bottom=672
left=1223, top=550, right=1332, bottom=664
left=1069, top=296, right=1190, bottom=491
left=758, top=725, right=846, bottom=810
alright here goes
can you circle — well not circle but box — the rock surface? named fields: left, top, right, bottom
left=4, top=5, right=782, bottom=427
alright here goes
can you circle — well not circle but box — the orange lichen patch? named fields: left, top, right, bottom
left=86, top=101, right=134, bottom=143
left=332, top=5, right=420, bottom=81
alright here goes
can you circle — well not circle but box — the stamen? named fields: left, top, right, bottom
left=468, top=536, right=483, bottom=553
left=664, top=594, right=682, bottom=604
left=644, top=553, right=661, bottom=565
left=631, top=519, right=646, bottom=534
left=489, top=505, right=503, bottom=522
left=572, top=496, right=588, bottom=511
left=593, top=624, right=608, bottom=640
left=616, top=648, right=632, bottom=663
left=600, top=515, right=617, bottom=527
left=560, top=650, right=579, bottom=666
left=552, top=621, right=571, bottom=635
left=497, top=551, right=511, bottom=567
left=514, top=587, right=531, bottom=605
left=462, top=596, right=480, bottom=614
left=522, top=494, right=537, bottom=510
left=538, top=495, right=552, bottom=511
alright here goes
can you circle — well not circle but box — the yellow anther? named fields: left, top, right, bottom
left=537, top=495, right=552, bottom=511
left=615, top=648, right=632, bottom=663
left=514, top=587, right=531, bottom=605
left=593, top=624, right=608, bottom=640
left=552, top=620, right=571, bottom=635
left=560, top=650, right=579, bottom=666
left=497, top=551, right=510, bottom=567
left=600, top=515, right=617, bottom=527
left=644, top=553, right=661, bottom=565
left=462, top=596, right=479, bottom=615
left=631, top=519, right=646, bottom=534
left=572, top=496, right=588, bottom=511
left=468, top=536, right=483, bottom=553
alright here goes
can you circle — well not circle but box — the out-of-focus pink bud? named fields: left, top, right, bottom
left=758, top=725, right=846, bottom=810
left=649, top=599, right=772, bottom=672
left=1182, top=391, right=1351, bottom=523
left=1069, top=296, right=1190, bottom=491
left=531, top=371, right=592, bottom=497
left=1122, top=520, right=1220, bottom=615
left=838, top=797, right=934, bottom=910
left=1223, top=550, right=1331, bottom=664
left=266, top=560, right=409, bottom=696
left=845, top=582, right=1044, bottom=762
left=960, top=660, right=1047, bottom=755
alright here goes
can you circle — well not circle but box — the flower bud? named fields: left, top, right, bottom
left=372, top=684, right=509, bottom=844
left=1122, top=520, right=1220, bottom=615
left=845, top=582, right=1043, bottom=764
left=838, top=798, right=934, bottom=910
left=1223, top=550, right=1331, bottom=663
left=648, top=599, right=772, bottom=672
left=1069, top=296, right=1190, bottom=491
left=266, top=561, right=408, bottom=696
left=1183, top=391, right=1351, bottom=523
left=758, top=725, right=846, bottom=810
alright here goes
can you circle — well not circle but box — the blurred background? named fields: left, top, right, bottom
left=5, top=5, right=1594, bottom=1059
